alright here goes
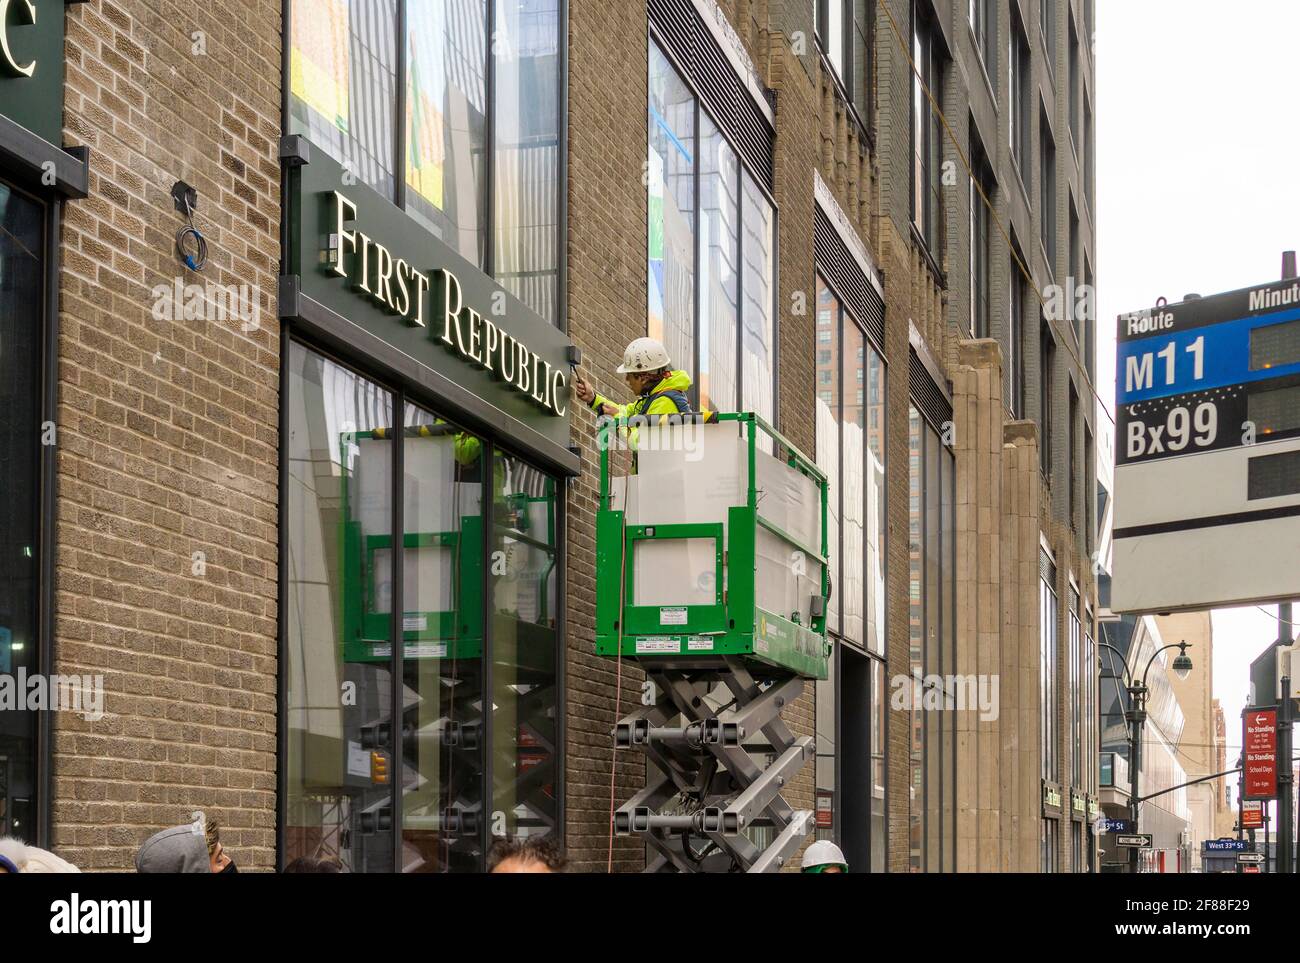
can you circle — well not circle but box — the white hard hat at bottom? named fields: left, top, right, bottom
left=616, top=337, right=671, bottom=373
left=801, top=839, right=848, bottom=871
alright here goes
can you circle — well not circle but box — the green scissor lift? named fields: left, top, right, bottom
left=596, top=412, right=831, bottom=872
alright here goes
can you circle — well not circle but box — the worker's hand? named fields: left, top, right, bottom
left=573, top=372, right=596, bottom=405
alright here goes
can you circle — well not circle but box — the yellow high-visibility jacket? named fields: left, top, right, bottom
left=590, top=369, right=715, bottom=449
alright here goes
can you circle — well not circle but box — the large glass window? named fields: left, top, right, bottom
left=0, top=181, right=44, bottom=843
left=911, top=6, right=944, bottom=257
left=1008, top=239, right=1027, bottom=417
left=492, top=0, right=562, bottom=322
left=289, top=0, right=562, bottom=323
left=1069, top=586, right=1081, bottom=787
left=1040, top=110, right=1057, bottom=270
left=404, top=0, right=487, bottom=265
left=1009, top=12, right=1031, bottom=186
left=290, top=0, right=399, bottom=198
left=816, top=279, right=886, bottom=654
left=816, top=0, right=873, bottom=120
left=970, top=0, right=996, bottom=81
left=284, top=342, right=559, bottom=871
left=648, top=39, right=776, bottom=419
left=908, top=404, right=957, bottom=872
left=1040, top=552, right=1059, bottom=783
left=490, top=452, right=559, bottom=840
left=970, top=148, right=993, bottom=339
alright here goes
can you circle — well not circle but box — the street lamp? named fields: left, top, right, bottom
left=1098, top=639, right=1194, bottom=873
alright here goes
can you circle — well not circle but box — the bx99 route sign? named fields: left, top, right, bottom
left=1112, top=278, right=1300, bottom=613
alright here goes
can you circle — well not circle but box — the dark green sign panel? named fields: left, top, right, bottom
left=0, top=0, right=66, bottom=146
left=287, top=144, right=573, bottom=452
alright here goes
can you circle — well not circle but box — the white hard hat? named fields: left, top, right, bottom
left=801, top=839, right=848, bottom=872
left=616, top=337, right=671, bottom=374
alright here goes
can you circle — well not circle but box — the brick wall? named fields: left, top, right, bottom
left=52, top=0, right=281, bottom=871
left=563, top=0, right=651, bottom=873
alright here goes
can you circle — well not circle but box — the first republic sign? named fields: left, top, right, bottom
left=1111, top=278, right=1300, bottom=613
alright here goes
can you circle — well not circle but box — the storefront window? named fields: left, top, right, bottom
left=490, top=452, right=559, bottom=839
left=399, top=402, right=486, bottom=872
left=0, top=181, right=44, bottom=843
left=290, top=0, right=562, bottom=323
left=284, top=342, right=559, bottom=871
left=648, top=38, right=776, bottom=418
left=284, top=344, right=396, bottom=872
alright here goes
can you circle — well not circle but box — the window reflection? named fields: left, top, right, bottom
left=490, top=453, right=559, bottom=841
left=0, top=181, right=43, bottom=843
left=285, top=344, right=395, bottom=872
left=405, top=0, right=487, bottom=266
left=400, top=405, right=485, bottom=872
left=290, top=0, right=398, bottom=198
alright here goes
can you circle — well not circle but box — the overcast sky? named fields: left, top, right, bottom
left=1096, top=0, right=1300, bottom=813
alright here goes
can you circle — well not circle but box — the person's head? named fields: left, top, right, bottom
left=486, top=835, right=566, bottom=874
left=616, top=337, right=672, bottom=395
left=136, top=814, right=235, bottom=873
left=800, top=839, right=848, bottom=874
left=204, top=817, right=234, bottom=873
left=283, top=856, right=343, bottom=873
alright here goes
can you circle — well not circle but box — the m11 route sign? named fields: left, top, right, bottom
left=1112, top=278, right=1300, bottom=613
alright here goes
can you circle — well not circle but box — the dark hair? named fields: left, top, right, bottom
left=486, top=836, right=567, bottom=873
left=283, top=856, right=343, bottom=873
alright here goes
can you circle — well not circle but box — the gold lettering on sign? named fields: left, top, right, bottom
left=0, top=0, right=36, bottom=79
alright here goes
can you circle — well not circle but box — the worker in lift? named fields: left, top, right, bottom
left=572, top=337, right=715, bottom=446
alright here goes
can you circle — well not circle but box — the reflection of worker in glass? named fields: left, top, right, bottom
left=572, top=337, right=714, bottom=444
left=801, top=840, right=848, bottom=874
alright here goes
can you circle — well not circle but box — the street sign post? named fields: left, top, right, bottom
left=1242, top=799, right=1264, bottom=829
left=1112, top=278, right=1300, bottom=613
left=1243, top=706, right=1279, bottom=800
left=1117, top=834, right=1153, bottom=848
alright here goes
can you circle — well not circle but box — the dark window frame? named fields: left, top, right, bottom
left=910, top=1, right=946, bottom=262
left=814, top=0, right=877, bottom=142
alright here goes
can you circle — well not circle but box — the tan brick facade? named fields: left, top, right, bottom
left=24, top=0, right=1098, bottom=873
left=51, top=0, right=281, bottom=871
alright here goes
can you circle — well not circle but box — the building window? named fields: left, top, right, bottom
left=969, top=0, right=996, bottom=82
left=816, top=278, right=887, bottom=655
left=1041, top=818, right=1058, bottom=872
left=1040, top=550, right=1059, bottom=784
left=1069, top=586, right=1081, bottom=787
left=1040, top=323, right=1054, bottom=477
left=1039, top=0, right=1054, bottom=57
left=1068, top=383, right=1079, bottom=527
left=288, top=0, right=563, bottom=323
left=816, top=1, right=873, bottom=120
left=1068, top=16, right=1080, bottom=153
left=1009, top=11, right=1031, bottom=187
left=970, top=144, right=993, bottom=339
left=0, top=180, right=46, bottom=844
left=911, top=4, right=944, bottom=258
left=283, top=342, right=559, bottom=871
left=1068, top=197, right=1080, bottom=339
left=1039, top=109, right=1056, bottom=271
left=1008, top=239, right=1027, bottom=417
left=908, top=405, right=957, bottom=871
left=1084, top=426, right=1095, bottom=552
left=1072, top=821, right=1083, bottom=873
left=649, top=39, right=776, bottom=423
left=1085, top=614, right=1096, bottom=793
left=1083, top=98, right=1094, bottom=212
